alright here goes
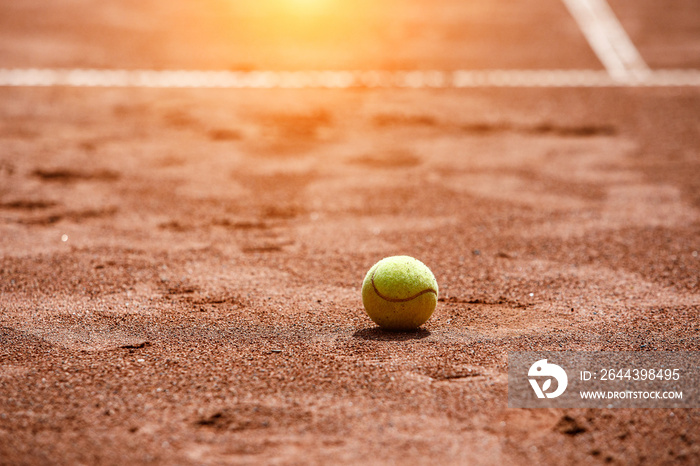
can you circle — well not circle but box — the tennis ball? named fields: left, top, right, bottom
left=362, top=256, right=438, bottom=331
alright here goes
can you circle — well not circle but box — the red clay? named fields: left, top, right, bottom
left=1, top=1, right=699, bottom=465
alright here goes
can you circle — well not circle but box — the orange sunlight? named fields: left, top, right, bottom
left=274, top=0, right=337, bottom=16
left=283, top=0, right=328, bottom=10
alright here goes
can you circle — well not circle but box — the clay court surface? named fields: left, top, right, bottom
left=1, top=1, right=699, bottom=464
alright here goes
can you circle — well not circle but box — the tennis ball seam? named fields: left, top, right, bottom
left=370, top=268, right=437, bottom=303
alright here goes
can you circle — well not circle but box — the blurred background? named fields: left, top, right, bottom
left=0, top=0, right=604, bottom=71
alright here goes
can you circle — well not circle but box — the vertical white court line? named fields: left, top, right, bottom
left=562, top=0, right=649, bottom=82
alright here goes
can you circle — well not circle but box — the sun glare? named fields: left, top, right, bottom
left=286, top=0, right=326, bottom=9
left=279, top=0, right=333, bottom=15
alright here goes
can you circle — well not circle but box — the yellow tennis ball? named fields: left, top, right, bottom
left=362, top=256, right=438, bottom=331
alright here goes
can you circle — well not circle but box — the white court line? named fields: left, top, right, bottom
left=562, top=0, right=649, bottom=82
left=1, top=68, right=700, bottom=88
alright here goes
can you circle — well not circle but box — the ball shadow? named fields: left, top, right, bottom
left=352, top=327, right=431, bottom=341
